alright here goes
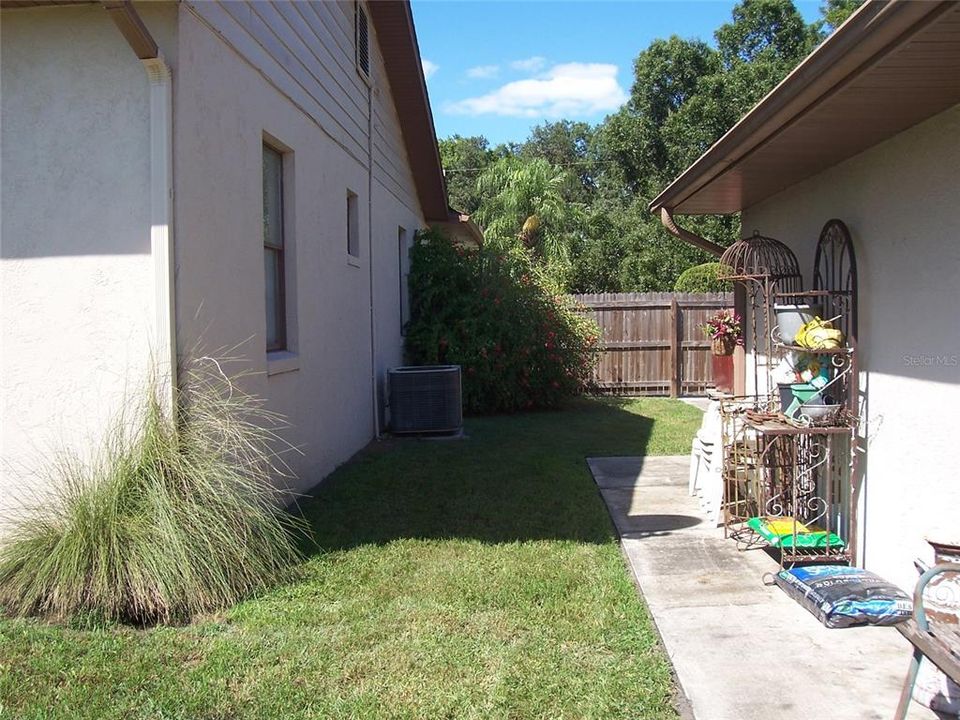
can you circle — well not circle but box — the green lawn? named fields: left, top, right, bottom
left=0, top=397, right=701, bottom=720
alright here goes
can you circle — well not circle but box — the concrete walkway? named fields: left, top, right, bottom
left=588, top=455, right=936, bottom=720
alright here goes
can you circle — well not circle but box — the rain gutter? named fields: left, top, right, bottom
left=648, top=0, right=955, bottom=215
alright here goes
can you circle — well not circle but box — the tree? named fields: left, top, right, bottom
left=439, top=0, right=826, bottom=294
left=596, top=37, right=720, bottom=198
left=567, top=207, right=629, bottom=293
left=519, top=120, right=597, bottom=201
left=715, top=0, right=819, bottom=69
left=714, top=0, right=821, bottom=115
left=819, top=0, right=862, bottom=33
left=474, top=157, right=585, bottom=282
left=438, top=135, right=496, bottom=214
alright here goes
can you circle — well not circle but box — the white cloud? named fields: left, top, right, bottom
left=422, top=59, right=439, bottom=79
left=466, top=64, right=500, bottom=80
left=444, top=62, right=628, bottom=119
left=510, top=56, right=547, bottom=73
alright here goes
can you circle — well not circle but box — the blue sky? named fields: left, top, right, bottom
left=411, top=1, right=822, bottom=145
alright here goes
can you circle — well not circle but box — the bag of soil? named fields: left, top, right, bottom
left=774, top=565, right=912, bottom=628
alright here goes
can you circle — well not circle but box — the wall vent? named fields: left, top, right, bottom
left=355, top=2, right=370, bottom=80
left=389, top=366, right=463, bottom=435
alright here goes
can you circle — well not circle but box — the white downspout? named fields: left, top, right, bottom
left=102, top=2, right=176, bottom=413
left=367, top=84, right=381, bottom=438
left=143, top=55, right=177, bottom=413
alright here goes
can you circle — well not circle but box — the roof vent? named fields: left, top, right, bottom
left=355, top=2, right=370, bottom=80
left=389, top=366, right=463, bottom=435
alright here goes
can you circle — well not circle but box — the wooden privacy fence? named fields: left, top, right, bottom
left=570, top=292, right=734, bottom=397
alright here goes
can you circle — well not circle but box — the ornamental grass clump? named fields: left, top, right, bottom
left=0, top=360, right=306, bottom=625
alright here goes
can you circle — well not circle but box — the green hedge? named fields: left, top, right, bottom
left=405, top=230, right=599, bottom=414
left=673, top=262, right=732, bottom=293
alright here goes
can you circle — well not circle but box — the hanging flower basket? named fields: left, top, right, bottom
left=702, top=310, right=743, bottom=356
left=711, top=336, right=737, bottom=356
left=702, top=309, right=741, bottom=393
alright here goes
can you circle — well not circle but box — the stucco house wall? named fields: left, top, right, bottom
left=0, top=3, right=177, bottom=515
left=175, top=1, right=424, bottom=490
left=741, top=103, right=960, bottom=592
left=2, top=0, right=430, bottom=512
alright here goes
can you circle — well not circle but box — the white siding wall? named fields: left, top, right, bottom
left=0, top=3, right=178, bottom=518
left=741, top=104, right=960, bottom=592
left=175, top=1, right=424, bottom=490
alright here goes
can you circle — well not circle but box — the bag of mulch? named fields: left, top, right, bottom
left=773, top=565, right=912, bottom=628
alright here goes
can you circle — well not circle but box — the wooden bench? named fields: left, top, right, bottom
left=895, top=563, right=960, bottom=719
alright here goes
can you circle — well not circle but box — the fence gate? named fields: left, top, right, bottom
left=570, top=292, right=734, bottom=397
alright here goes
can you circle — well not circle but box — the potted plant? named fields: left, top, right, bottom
left=702, top=309, right=742, bottom=393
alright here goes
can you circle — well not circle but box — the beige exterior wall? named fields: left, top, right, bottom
left=741, top=103, right=960, bottom=592
left=0, top=3, right=178, bottom=516
left=174, top=1, right=423, bottom=490
left=1, top=0, right=428, bottom=515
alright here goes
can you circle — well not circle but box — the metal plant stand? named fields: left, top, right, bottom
left=717, top=222, right=860, bottom=568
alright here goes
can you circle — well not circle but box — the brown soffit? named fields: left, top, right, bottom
left=0, top=0, right=93, bottom=6
left=101, top=1, right=158, bottom=59
left=649, top=0, right=960, bottom=216
left=368, top=1, right=449, bottom=223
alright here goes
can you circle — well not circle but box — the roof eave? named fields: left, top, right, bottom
left=648, top=0, right=955, bottom=216
left=368, top=1, right=449, bottom=222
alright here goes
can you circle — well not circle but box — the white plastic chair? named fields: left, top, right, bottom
left=689, top=400, right=722, bottom=498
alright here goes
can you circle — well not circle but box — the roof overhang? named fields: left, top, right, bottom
left=431, top=209, right=485, bottom=247
left=650, top=0, right=960, bottom=216
left=368, top=1, right=449, bottom=222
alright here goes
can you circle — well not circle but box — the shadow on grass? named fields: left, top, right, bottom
left=295, top=397, right=700, bottom=555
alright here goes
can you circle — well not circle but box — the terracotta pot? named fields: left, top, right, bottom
left=711, top=353, right=734, bottom=394
left=925, top=538, right=960, bottom=625
left=915, top=539, right=960, bottom=713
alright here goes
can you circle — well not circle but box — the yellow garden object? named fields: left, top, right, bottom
left=795, top=317, right=844, bottom=349
left=764, top=518, right=811, bottom=536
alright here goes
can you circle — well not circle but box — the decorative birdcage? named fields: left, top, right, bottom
left=717, top=232, right=804, bottom=407
left=717, top=231, right=803, bottom=292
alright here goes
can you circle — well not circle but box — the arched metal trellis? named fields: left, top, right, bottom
left=813, top=219, right=858, bottom=345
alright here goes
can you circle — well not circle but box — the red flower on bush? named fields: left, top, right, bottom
left=403, top=229, right=599, bottom=413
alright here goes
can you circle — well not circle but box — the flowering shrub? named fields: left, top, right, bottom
left=405, top=229, right=599, bottom=414
left=701, top=309, right=743, bottom=343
